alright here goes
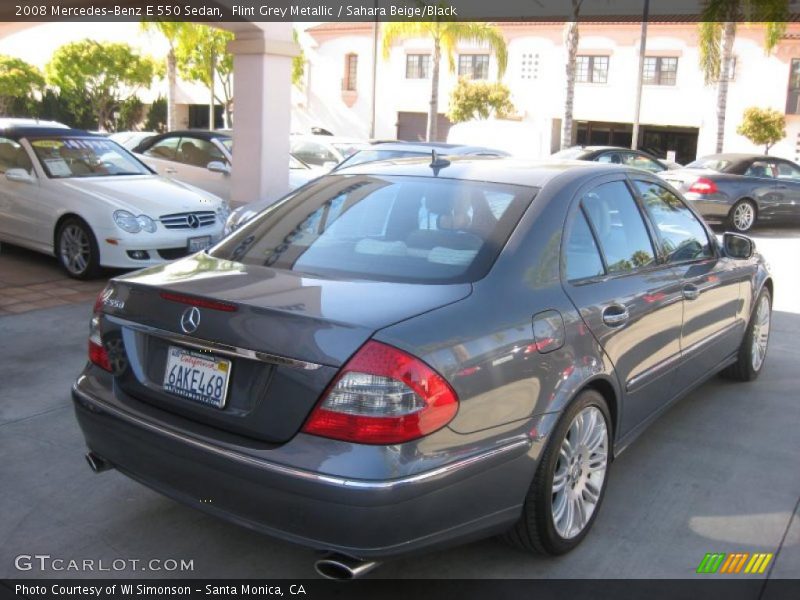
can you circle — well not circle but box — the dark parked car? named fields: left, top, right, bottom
left=73, top=157, right=772, bottom=579
left=552, top=145, right=679, bottom=173
left=659, top=153, right=800, bottom=232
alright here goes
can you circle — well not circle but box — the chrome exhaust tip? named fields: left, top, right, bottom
left=314, top=553, right=380, bottom=580
left=85, top=452, right=113, bottom=474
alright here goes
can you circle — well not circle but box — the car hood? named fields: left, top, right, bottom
left=60, top=175, right=224, bottom=215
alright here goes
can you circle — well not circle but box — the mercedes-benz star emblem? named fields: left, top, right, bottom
left=180, top=306, right=201, bottom=334
left=187, top=214, right=200, bottom=229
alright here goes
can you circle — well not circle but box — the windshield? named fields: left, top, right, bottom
left=290, top=154, right=309, bottom=170
left=211, top=174, right=536, bottom=284
left=337, top=149, right=430, bottom=170
left=685, top=157, right=732, bottom=172
left=30, top=138, right=150, bottom=178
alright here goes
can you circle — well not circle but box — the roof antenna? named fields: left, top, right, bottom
left=430, top=149, right=450, bottom=176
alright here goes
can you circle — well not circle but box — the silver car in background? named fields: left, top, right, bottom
left=660, top=153, right=800, bottom=232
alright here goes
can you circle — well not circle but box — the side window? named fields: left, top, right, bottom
left=622, top=152, right=663, bottom=173
left=634, top=180, right=712, bottom=263
left=582, top=181, right=656, bottom=274
left=776, top=161, right=800, bottom=180
left=291, top=141, right=338, bottom=167
left=596, top=152, right=623, bottom=165
left=175, top=137, right=223, bottom=168
left=564, top=209, right=605, bottom=281
left=143, top=137, right=180, bottom=161
left=0, top=137, right=32, bottom=174
left=744, top=160, right=775, bottom=179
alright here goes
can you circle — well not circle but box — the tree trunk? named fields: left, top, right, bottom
left=562, top=18, right=580, bottom=149
left=427, top=38, right=441, bottom=142
left=715, top=21, right=736, bottom=153
left=208, top=51, right=216, bottom=131
left=166, top=47, right=177, bottom=131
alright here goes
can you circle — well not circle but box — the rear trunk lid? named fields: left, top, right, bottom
left=99, top=253, right=471, bottom=443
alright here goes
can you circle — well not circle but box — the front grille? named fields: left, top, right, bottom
left=159, top=211, right=216, bottom=230
left=157, top=248, right=191, bottom=260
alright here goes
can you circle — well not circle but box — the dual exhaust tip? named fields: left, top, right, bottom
left=314, top=554, right=380, bottom=580
left=85, top=453, right=377, bottom=579
left=85, top=452, right=113, bottom=474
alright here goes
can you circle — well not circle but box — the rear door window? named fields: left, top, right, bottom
left=581, top=180, right=656, bottom=274
left=564, top=209, right=605, bottom=281
left=633, top=180, right=712, bottom=263
left=211, top=175, right=536, bottom=284
left=744, top=161, right=775, bottom=179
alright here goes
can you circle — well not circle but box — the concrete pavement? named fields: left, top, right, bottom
left=0, top=229, right=798, bottom=581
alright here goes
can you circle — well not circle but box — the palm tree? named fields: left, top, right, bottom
left=382, top=20, right=507, bottom=142
left=699, top=0, right=787, bottom=153
left=141, top=21, right=187, bottom=131
left=561, top=0, right=584, bottom=149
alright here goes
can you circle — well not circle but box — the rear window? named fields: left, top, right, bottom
left=211, top=175, right=536, bottom=284
left=685, top=157, right=732, bottom=172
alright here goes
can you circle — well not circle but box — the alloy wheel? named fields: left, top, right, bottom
left=751, top=294, right=770, bottom=372
left=60, top=224, right=91, bottom=276
left=733, top=202, right=755, bottom=232
left=551, top=406, right=609, bottom=539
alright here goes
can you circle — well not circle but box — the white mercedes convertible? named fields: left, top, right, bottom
left=0, top=126, right=228, bottom=279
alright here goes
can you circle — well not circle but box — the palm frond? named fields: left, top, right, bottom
left=699, top=21, right=723, bottom=84
left=442, top=22, right=508, bottom=77
left=381, top=22, right=428, bottom=60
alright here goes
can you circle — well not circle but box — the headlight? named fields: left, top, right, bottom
left=114, top=210, right=157, bottom=234
left=216, top=203, right=231, bottom=223
left=113, top=210, right=140, bottom=233
left=136, top=215, right=157, bottom=233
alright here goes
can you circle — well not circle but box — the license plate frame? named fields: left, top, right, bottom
left=187, top=235, right=212, bottom=253
left=162, top=345, right=231, bottom=409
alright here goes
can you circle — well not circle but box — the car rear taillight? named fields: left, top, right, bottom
left=688, top=177, right=718, bottom=195
left=89, top=287, right=112, bottom=372
left=302, top=340, right=458, bottom=444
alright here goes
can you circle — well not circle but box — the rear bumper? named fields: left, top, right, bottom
left=72, top=379, right=537, bottom=559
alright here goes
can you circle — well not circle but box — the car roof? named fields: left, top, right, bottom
left=694, top=153, right=775, bottom=162
left=333, top=155, right=633, bottom=188
left=0, top=126, right=98, bottom=140
left=369, top=141, right=507, bottom=155
left=0, top=118, right=68, bottom=129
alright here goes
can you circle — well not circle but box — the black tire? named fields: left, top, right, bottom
left=722, top=287, right=771, bottom=382
left=56, top=217, right=101, bottom=280
left=503, top=389, right=611, bottom=555
left=728, top=199, right=757, bottom=233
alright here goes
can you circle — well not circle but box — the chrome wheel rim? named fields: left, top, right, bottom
left=59, top=224, right=91, bottom=275
left=751, top=295, right=770, bottom=372
left=551, top=406, right=608, bottom=539
left=733, top=203, right=755, bottom=231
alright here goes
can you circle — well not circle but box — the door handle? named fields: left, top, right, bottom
left=602, top=305, right=629, bottom=327
left=683, top=284, right=700, bottom=301
left=775, top=184, right=788, bottom=190
left=164, top=168, right=178, bottom=175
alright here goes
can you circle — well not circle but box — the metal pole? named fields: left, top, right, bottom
left=369, top=3, right=379, bottom=139
left=631, top=0, right=649, bottom=150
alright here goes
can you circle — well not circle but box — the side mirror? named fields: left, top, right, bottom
left=207, top=161, right=230, bottom=175
left=5, top=168, right=35, bottom=184
left=723, top=232, right=754, bottom=259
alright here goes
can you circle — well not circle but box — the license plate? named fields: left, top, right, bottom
left=162, top=346, right=231, bottom=409
left=187, top=236, right=212, bottom=252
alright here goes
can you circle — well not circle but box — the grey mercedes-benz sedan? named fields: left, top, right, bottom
left=73, top=157, right=772, bottom=578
